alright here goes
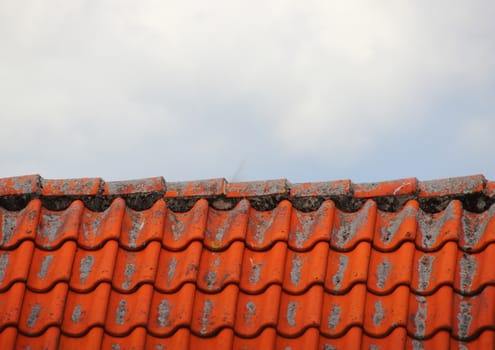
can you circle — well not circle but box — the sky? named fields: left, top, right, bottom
left=1, top=1, right=494, bottom=183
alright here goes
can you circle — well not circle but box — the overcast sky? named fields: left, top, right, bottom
left=1, top=1, right=494, bottom=183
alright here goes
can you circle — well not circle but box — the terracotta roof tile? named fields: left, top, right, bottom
left=0, top=174, right=494, bottom=348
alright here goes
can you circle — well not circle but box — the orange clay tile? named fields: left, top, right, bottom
left=455, top=330, right=495, bottom=350
left=0, top=240, right=34, bottom=291
left=461, top=205, right=495, bottom=251
left=104, top=284, right=153, bottom=335
left=0, top=283, right=25, bottom=328
left=411, top=241, right=457, bottom=294
left=283, top=241, right=329, bottom=293
left=70, top=240, right=119, bottom=291
left=0, top=199, right=40, bottom=248
left=407, top=286, right=454, bottom=339
left=147, top=283, right=196, bottom=336
left=454, top=243, right=495, bottom=294
left=319, top=327, right=363, bottom=350
left=331, top=200, right=377, bottom=250
left=416, top=200, right=462, bottom=250
left=102, top=326, right=147, bottom=349
left=289, top=200, right=334, bottom=250
left=155, top=241, right=202, bottom=292
left=120, top=199, right=166, bottom=249
left=191, top=284, right=238, bottom=336
left=78, top=197, right=125, bottom=248
left=233, top=327, right=276, bottom=350
left=354, top=178, right=417, bottom=198
left=112, top=241, right=161, bottom=292
left=61, top=283, right=111, bottom=335
left=246, top=200, right=291, bottom=249
left=19, top=283, right=68, bottom=335
left=419, top=174, right=485, bottom=197
left=36, top=200, right=83, bottom=249
left=0, top=327, right=17, bottom=349
left=40, top=178, right=101, bottom=196
left=486, top=181, right=495, bottom=197
left=0, top=174, right=39, bottom=196
left=59, top=327, right=104, bottom=350
left=290, top=180, right=351, bottom=197
left=162, top=198, right=208, bottom=250
left=373, top=200, right=418, bottom=251
left=364, top=285, right=409, bottom=337
left=189, top=328, right=234, bottom=350
left=276, top=327, right=320, bottom=349
left=102, top=177, right=165, bottom=195
left=235, top=285, right=281, bottom=337
left=452, top=285, right=495, bottom=340
left=278, top=285, right=323, bottom=336
left=197, top=241, right=244, bottom=292
left=362, top=327, right=407, bottom=349
left=367, top=242, right=415, bottom=294
left=325, top=242, right=371, bottom=293
left=16, top=326, right=60, bottom=350
left=225, top=179, right=287, bottom=197
left=240, top=242, right=287, bottom=293
left=27, top=241, right=77, bottom=291
left=320, top=284, right=367, bottom=337
left=165, top=178, right=226, bottom=197
left=146, top=328, right=191, bottom=349
left=407, top=332, right=452, bottom=349
left=204, top=200, right=249, bottom=250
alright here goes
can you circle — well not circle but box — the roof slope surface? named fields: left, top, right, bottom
left=0, top=174, right=494, bottom=349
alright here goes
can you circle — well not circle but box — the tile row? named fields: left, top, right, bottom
left=2, top=326, right=495, bottom=350
left=2, top=282, right=495, bottom=340
left=1, top=198, right=495, bottom=252
left=1, top=237, right=495, bottom=296
left=1, top=174, right=492, bottom=198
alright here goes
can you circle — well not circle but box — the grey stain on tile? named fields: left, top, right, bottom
left=169, top=214, right=185, bottom=242
left=71, top=304, right=83, bottom=323
left=417, top=255, right=435, bottom=292
left=335, top=201, right=372, bottom=248
left=0, top=253, right=9, bottom=284
left=167, top=258, right=177, bottom=285
left=290, top=254, right=303, bottom=286
left=373, top=300, right=385, bottom=326
left=380, top=205, right=415, bottom=244
left=0, top=214, right=16, bottom=245
left=411, top=340, right=424, bottom=350
left=459, top=254, right=477, bottom=293
left=37, top=254, right=54, bottom=279
left=158, top=300, right=171, bottom=327
left=294, top=212, right=313, bottom=248
left=324, top=345, right=337, bottom=350
left=249, top=262, right=263, bottom=284
left=115, top=299, right=128, bottom=325
left=122, top=262, right=136, bottom=289
left=457, top=301, right=472, bottom=339
left=200, top=299, right=213, bottom=335
left=39, top=213, right=63, bottom=243
left=462, top=207, right=494, bottom=249
left=332, top=255, right=348, bottom=291
left=414, top=296, right=427, bottom=337
left=80, top=255, right=94, bottom=285
left=205, top=271, right=218, bottom=290
left=128, top=216, right=145, bottom=248
left=418, top=202, right=456, bottom=249
left=369, top=345, right=379, bottom=350
left=244, top=301, right=256, bottom=327
left=27, top=304, right=41, bottom=328
left=376, top=257, right=392, bottom=289
left=286, top=301, right=298, bottom=327
left=112, top=344, right=120, bottom=350
left=327, top=304, right=341, bottom=330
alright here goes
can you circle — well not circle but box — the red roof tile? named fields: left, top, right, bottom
left=0, top=174, right=495, bottom=349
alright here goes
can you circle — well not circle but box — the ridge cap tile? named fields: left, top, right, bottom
left=290, top=179, right=351, bottom=197
left=225, top=179, right=288, bottom=197
left=418, top=174, right=486, bottom=197
left=0, top=174, right=40, bottom=196
left=353, top=177, right=418, bottom=198
left=40, top=178, right=101, bottom=196
left=102, top=176, right=165, bottom=195
left=165, top=178, right=226, bottom=197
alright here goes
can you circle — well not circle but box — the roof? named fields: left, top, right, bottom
left=0, top=174, right=495, bottom=349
